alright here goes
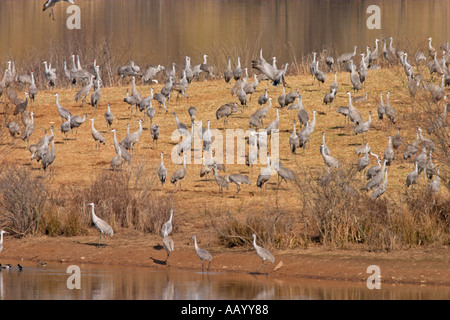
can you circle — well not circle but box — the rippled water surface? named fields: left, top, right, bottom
left=1, top=262, right=449, bottom=300
left=1, top=0, right=449, bottom=65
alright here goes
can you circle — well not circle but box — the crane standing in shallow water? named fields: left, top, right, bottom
left=252, top=233, right=275, bottom=275
left=88, top=202, right=113, bottom=247
left=192, top=235, right=212, bottom=273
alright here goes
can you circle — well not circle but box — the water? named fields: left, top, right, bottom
left=1, top=262, right=449, bottom=300
left=1, top=0, right=450, bottom=66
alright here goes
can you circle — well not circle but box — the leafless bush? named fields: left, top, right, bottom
left=0, top=165, right=48, bottom=235
left=209, top=195, right=297, bottom=250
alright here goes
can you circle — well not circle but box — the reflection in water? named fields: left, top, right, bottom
left=0, top=0, right=449, bottom=66
left=0, top=262, right=449, bottom=300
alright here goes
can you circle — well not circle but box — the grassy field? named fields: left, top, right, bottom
left=0, top=62, right=448, bottom=252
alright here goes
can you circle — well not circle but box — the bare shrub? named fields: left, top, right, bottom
left=0, top=166, right=48, bottom=235
left=209, top=195, right=297, bottom=250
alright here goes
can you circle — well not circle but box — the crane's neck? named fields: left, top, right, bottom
left=31, top=72, right=35, bottom=85
left=203, top=55, right=207, bottom=64
left=322, top=133, right=325, bottom=144
left=429, top=38, right=433, bottom=49
left=237, top=58, right=241, bottom=68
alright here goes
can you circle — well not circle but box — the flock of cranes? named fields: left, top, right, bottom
left=1, top=34, right=448, bottom=274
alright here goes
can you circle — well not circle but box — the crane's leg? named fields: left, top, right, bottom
left=207, top=261, right=211, bottom=272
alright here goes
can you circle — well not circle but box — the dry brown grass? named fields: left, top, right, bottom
left=0, top=57, right=448, bottom=251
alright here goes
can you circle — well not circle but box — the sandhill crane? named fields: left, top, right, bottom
left=326, top=56, right=334, bottom=72
left=418, top=127, right=435, bottom=152
left=406, top=161, right=419, bottom=189
left=121, top=119, right=143, bottom=152
left=265, top=108, right=279, bottom=135
left=231, top=67, right=248, bottom=96
left=428, top=37, right=437, bottom=59
left=110, top=145, right=123, bottom=171
left=337, top=46, right=357, bottom=65
left=5, top=120, right=21, bottom=138
left=310, top=52, right=317, bottom=83
left=415, top=147, right=427, bottom=176
left=257, top=156, right=272, bottom=192
left=330, top=72, right=339, bottom=94
left=366, top=159, right=386, bottom=191
left=158, top=152, right=167, bottom=188
left=173, top=112, right=189, bottom=136
left=90, top=85, right=101, bottom=110
left=366, top=153, right=381, bottom=180
left=88, top=202, right=113, bottom=247
left=124, top=89, right=140, bottom=117
left=70, top=113, right=87, bottom=138
left=369, top=39, right=380, bottom=65
left=250, top=98, right=272, bottom=128
left=244, top=74, right=259, bottom=101
left=403, top=130, right=420, bottom=160
left=75, top=75, right=93, bottom=105
left=60, top=114, right=72, bottom=139
left=161, top=209, right=174, bottom=238
left=216, top=102, right=238, bottom=127
left=371, top=170, right=388, bottom=200
left=55, top=93, right=71, bottom=122
left=314, top=61, right=326, bottom=87
left=284, top=88, right=300, bottom=108
left=349, top=61, right=361, bottom=94
left=152, top=91, right=168, bottom=112
left=237, top=80, right=247, bottom=107
left=251, top=54, right=288, bottom=87
left=427, top=166, right=440, bottom=194
left=192, top=235, right=212, bottom=272
left=384, top=91, right=396, bottom=126
left=258, top=88, right=269, bottom=105
left=171, top=154, right=187, bottom=191
left=245, top=132, right=259, bottom=174
left=200, top=54, right=215, bottom=80
left=233, top=57, right=242, bottom=81
left=212, top=164, right=229, bottom=194
left=162, top=235, right=174, bottom=265
left=278, top=86, right=286, bottom=108
left=172, top=70, right=189, bottom=102
left=200, top=157, right=212, bottom=182
left=21, top=111, right=34, bottom=148
left=383, top=38, right=397, bottom=64
left=346, top=92, right=363, bottom=125
left=384, top=136, right=394, bottom=165
left=104, top=103, right=113, bottom=129
left=358, top=53, right=368, bottom=87
left=355, top=111, right=372, bottom=142
left=42, top=138, right=56, bottom=173
left=321, top=143, right=339, bottom=169
left=298, top=110, right=316, bottom=151
left=272, top=159, right=296, bottom=187
left=357, top=151, right=370, bottom=179
left=112, top=128, right=131, bottom=166
left=289, top=120, right=299, bottom=154
left=321, top=131, right=331, bottom=156
left=426, top=151, right=436, bottom=180
left=202, top=120, right=213, bottom=151
left=29, top=72, right=38, bottom=104
left=252, top=233, right=275, bottom=275
left=43, top=61, right=56, bottom=88
left=323, top=88, right=336, bottom=110
left=225, top=174, right=250, bottom=197
left=224, top=58, right=232, bottom=83
left=89, top=118, right=105, bottom=150
left=296, top=96, right=309, bottom=127
left=13, top=92, right=29, bottom=115
left=392, top=126, right=403, bottom=158
left=151, top=124, right=160, bottom=148
left=186, top=106, right=197, bottom=125
left=142, top=64, right=164, bottom=85
left=43, top=0, right=75, bottom=20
